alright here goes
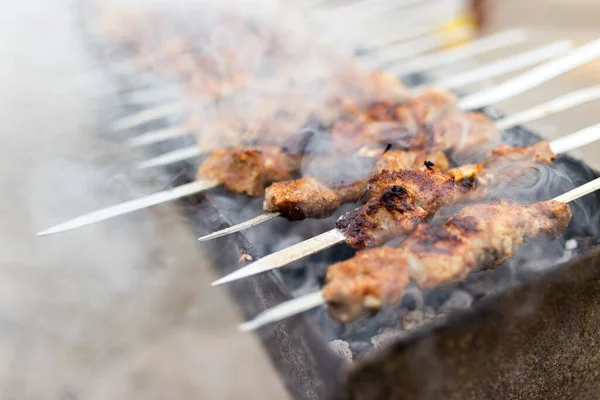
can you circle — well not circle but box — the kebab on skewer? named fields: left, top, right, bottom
left=198, top=87, right=457, bottom=194
left=36, top=88, right=460, bottom=235
left=133, top=39, right=600, bottom=172
left=127, top=39, right=573, bottom=151
left=238, top=176, right=600, bottom=331
left=198, top=110, right=498, bottom=241
left=211, top=122, right=600, bottom=286
left=106, top=7, right=416, bottom=149
left=36, top=42, right=600, bottom=236
left=36, top=91, right=600, bottom=237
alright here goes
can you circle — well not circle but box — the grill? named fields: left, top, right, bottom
left=73, top=2, right=600, bottom=399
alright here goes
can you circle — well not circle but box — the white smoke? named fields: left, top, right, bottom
left=0, top=1, right=290, bottom=399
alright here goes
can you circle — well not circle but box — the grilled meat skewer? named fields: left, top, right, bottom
left=337, top=140, right=555, bottom=248
left=199, top=110, right=497, bottom=240
left=264, top=109, right=499, bottom=220
left=198, top=146, right=302, bottom=197
left=238, top=178, right=600, bottom=331
left=211, top=137, right=573, bottom=286
left=197, top=88, right=457, bottom=198
left=264, top=149, right=450, bottom=220
left=38, top=43, right=600, bottom=236
left=200, top=85, right=600, bottom=241
left=325, top=199, right=571, bottom=322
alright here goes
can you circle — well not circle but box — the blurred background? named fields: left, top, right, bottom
left=0, top=0, right=598, bottom=399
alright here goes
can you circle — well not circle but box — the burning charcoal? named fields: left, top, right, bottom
left=349, top=341, right=371, bottom=358
left=339, top=318, right=372, bottom=339
left=564, top=236, right=600, bottom=257
left=329, top=340, right=353, bottom=362
left=423, top=286, right=455, bottom=309
left=371, top=328, right=406, bottom=349
left=371, top=303, right=407, bottom=328
left=565, top=238, right=578, bottom=251
left=340, top=303, right=406, bottom=339
left=310, top=307, right=343, bottom=340
left=401, top=307, right=436, bottom=331
left=460, top=268, right=512, bottom=300
left=400, top=286, right=424, bottom=311
left=439, top=290, right=473, bottom=314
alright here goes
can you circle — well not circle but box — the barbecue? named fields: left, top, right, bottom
left=238, top=176, right=600, bottom=330
left=61, top=1, right=600, bottom=398
left=210, top=130, right=597, bottom=285
left=198, top=111, right=497, bottom=239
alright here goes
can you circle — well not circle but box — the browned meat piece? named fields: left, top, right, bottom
left=407, top=88, right=458, bottom=125
left=483, top=140, right=555, bottom=182
left=332, top=89, right=458, bottom=153
left=264, top=150, right=450, bottom=220
left=331, top=119, right=434, bottom=153
left=374, top=149, right=450, bottom=175
left=336, top=166, right=479, bottom=248
left=323, top=247, right=410, bottom=322
left=432, top=112, right=500, bottom=159
left=324, top=199, right=572, bottom=322
left=447, top=140, right=557, bottom=202
left=408, top=199, right=570, bottom=287
left=361, top=101, right=417, bottom=124
left=264, top=177, right=354, bottom=220
left=332, top=141, right=557, bottom=250
left=362, top=70, right=410, bottom=102
left=198, top=146, right=300, bottom=196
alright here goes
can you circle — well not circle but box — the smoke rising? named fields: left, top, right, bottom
left=0, top=0, right=290, bottom=399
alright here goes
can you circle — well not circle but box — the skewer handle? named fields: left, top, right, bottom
left=430, top=40, right=572, bottom=92
left=459, top=38, right=600, bottom=110
left=391, top=28, right=528, bottom=75
left=554, top=177, right=600, bottom=203
left=198, top=212, right=281, bottom=242
left=127, top=126, right=191, bottom=147
left=238, top=291, right=325, bottom=332
left=37, top=180, right=218, bottom=236
left=111, top=103, right=186, bottom=131
left=136, top=146, right=202, bottom=169
left=212, top=229, right=346, bottom=286
left=549, top=122, right=600, bottom=155
left=497, top=85, right=600, bottom=131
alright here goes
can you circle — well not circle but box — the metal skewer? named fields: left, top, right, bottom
left=420, top=40, right=573, bottom=91
left=386, top=28, right=528, bottom=74
left=459, top=38, right=600, bottom=110
left=238, top=176, right=600, bottom=331
left=111, top=103, right=186, bottom=131
left=211, top=121, right=600, bottom=286
left=197, top=85, right=600, bottom=242
left=127, top=126, right=192, bottom=148
left=120, top=84, right=183, bottom=106
left=37, top=40, right=600, bottom=236
left=36, top=180, right=218, bottom=236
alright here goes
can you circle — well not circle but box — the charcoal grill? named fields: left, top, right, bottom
left=77, top=3, right=600, bottom=399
